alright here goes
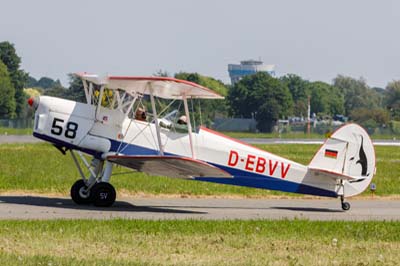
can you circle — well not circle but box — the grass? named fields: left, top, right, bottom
left=0, top=219, right=399, bottom=265
left=0, top=143, right=398, bottom=197
left=0, top=127, right=33, bottom=135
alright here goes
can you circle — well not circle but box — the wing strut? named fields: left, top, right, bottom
left=183, top=95, right=195, bottom=159
left=82, top=80, right=90, bottom=104
left=149, top=83, right=164, bottom=155
left=95, top=85, right=105, bottom=120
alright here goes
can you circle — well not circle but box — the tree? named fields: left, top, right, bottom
left=154, top=69, right=170, bottom=77
left=64, top=74, right=86, bottom=102
left=0, top=42, right=28, bottom=117
left=175, top=72, right=227, bottom=96
left=37, top=77, right=60, bottom=89
left=385, top=80, right=400, bottom=120
left=27, top=76, right=38, bottom=88
left=24, top=88, right=42, bottom=97
left=174, top=72, right=228, bottom=126
left=0, top=42, right=20, bottom=73
left=307, top=81, right=344, bottom=116
left=227, top=80, right=252, bottom=118
left=228, top=72, right=293, bottom=132
left=350, top=107, right=389, bottom=129
left=43, top=83, right=67, bottom=98
left=27, top=75, right=61, bottom=90
left=42, top=74, right=85, bottom=103
left=0, top=60, right=16, bottom=118
left=371, top=87, right=386, bottom=108
left=333, top=75, right=379, bottom=115
left=280, top=74, right=310, bottom=117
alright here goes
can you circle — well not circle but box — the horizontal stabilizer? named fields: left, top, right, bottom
left=107, top=155, right=232, bottom=179
left=308, top=167, right=366, bottom=182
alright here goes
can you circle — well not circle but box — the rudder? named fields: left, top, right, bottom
left=308, top=123, right=376, bottom=197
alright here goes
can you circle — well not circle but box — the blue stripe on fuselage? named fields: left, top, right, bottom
left=196, top=163, right=337, bottom=198
left=109, top=139, right=159, bottom=155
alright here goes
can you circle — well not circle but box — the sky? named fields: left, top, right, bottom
left=1, top=0, right=399, bottom=88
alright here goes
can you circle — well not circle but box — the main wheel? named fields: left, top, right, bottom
left=91, top=182, right=116, bottom=207
left=70, top=179, right=92, bottom=205
left=341, top=202, right=351, bottom=211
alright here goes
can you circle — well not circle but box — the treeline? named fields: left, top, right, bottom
left=1, top=41, right=400, bottom=133
left=228, top=72, right=392, bottom=132
left=160, top=72, right=397, bottom=133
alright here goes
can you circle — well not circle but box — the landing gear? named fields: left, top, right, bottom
left=70, top=179, right=92, bottom=205
left=70, top=150, right=116, bottom=207
left=340, top=195, right=351, bottom=211
left=91, top=182, right=116, bottom=207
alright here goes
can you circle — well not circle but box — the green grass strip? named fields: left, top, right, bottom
left=0, top=219, right=398, bottom=265
left=0, top=127, right=33, bottom=135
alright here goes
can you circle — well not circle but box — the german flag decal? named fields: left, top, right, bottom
left=324, top=149, right=338, bottom=159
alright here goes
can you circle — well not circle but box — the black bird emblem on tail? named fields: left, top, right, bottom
left=356, top=136, right=369, bottom=176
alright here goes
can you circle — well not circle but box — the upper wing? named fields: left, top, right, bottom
left=76, top=73, right=224, bottom=100
left=107, top=155, right=232, bottom=179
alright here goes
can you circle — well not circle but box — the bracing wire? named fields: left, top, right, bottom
left=198, top=100, right=203, bottom=126
left=190, top=97, right=196, bottom=129
left=118, top=97, right=178, bottom=154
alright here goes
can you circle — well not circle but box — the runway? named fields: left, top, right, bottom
left=0, top=195, right=398, bottom=221
left=0, top=135, right=41, bottom=144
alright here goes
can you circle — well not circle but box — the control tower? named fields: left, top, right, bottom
left=228, top=60, right=275, bottom=84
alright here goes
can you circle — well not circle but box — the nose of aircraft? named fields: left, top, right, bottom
left=27, top=97, right=34, bottom=106
left=27, top=96, right=39, bottom=108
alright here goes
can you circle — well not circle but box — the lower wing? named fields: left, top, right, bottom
left=107, top=155, right=232, bottom=179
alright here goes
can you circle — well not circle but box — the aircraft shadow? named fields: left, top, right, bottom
left=154, top=204, right=343, bottom=212
left=0, top=196, right=205, bottom=214
left=271, top=206, right=343, bottom=213
left=155, top=205, right=272, bottom=210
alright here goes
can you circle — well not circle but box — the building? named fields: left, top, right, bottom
left=228, top=60, right=275, bottom=85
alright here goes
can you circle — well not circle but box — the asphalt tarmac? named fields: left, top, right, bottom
left=0, top=196, right=398, bottom=221
left=0, top=135, right=41, bottom=144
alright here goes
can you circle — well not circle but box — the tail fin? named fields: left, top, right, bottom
left=308, top=123, right=376, bottom=197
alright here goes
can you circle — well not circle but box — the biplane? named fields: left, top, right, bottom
left=28, top=73, right=376, bottom=210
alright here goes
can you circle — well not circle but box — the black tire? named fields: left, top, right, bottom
left=341, top=202, right=351, bottom=211
left=70, top=179, right=92, bottom=205
left=91, top=182, right=116, bottom=207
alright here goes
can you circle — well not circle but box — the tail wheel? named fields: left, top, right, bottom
left=341, top=202, right=351, bottom=211
left=92, top=182, right=116, bottom=207
left=70, top=179, right=92, bottom=205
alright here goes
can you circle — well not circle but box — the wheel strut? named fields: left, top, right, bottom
left=69, top=151, right=116, bottom=207
left=340, top=195, right=351, bottom=211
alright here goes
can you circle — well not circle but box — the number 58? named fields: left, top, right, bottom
left=51, top=118, right=78, bottom=139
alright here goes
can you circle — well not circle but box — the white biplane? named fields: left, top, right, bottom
left=28, top=73, right=376, bottom=210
